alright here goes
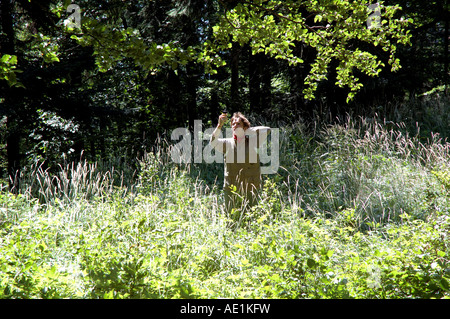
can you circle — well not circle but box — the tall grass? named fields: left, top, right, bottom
left=1, top=113, right=450, bottom=299
left=12, top=151, right=139, bottom=206
left=278, top=116, right=450, bottom=227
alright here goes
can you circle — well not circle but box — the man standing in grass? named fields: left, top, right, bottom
left=210, top=112, right=270, bottom=216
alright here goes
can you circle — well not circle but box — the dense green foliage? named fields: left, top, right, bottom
left=1, top=0, right=449, bottom=299
left=1, top=114, right=449, bottom=299
left=208, top=0, right=412, bottom=102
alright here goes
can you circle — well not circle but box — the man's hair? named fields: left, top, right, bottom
left=232, top=112, right=251, bottom=129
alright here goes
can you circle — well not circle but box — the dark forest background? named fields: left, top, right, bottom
left=1, top=0, right=448, bottom=190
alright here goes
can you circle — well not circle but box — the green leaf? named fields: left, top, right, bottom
left=104, top=290, right=114, bottom=299
left=307, top=258, right=317, bottom=269
left=440, top=278, right=449, bottom=291
left=1, top=54, right=11, bottom=63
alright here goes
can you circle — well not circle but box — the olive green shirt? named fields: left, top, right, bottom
left=210, top=126, right=270, bottom=194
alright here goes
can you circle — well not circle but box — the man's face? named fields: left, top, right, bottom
left=231, top=117, right=245, bottom=137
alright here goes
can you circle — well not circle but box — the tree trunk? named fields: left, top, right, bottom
left=186, top=62, right=198, bottom=129
left=445, top=2, right=449, bottom=92
left=167, top=70, right=183, bottom=125
left=6, top=116, right=20, bottom=192
left=249, top=50, right=262, bottom=113
left=230, top=42, right=240, bottom=112
left=1, top=0, right=14, bottom=51
left=289, top=44, right=310, bottom=119
left=261, top=54, right=272, bottom=112
left=1, top=0, right=21, bottom=192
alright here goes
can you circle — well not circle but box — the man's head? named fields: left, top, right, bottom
left=231, top=112, right=250, bottom=138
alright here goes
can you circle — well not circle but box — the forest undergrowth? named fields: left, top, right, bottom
left=1, top=113, right=450, bottom=299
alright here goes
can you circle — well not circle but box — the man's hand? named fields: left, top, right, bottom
left=217, top=114, right=227, bottom=128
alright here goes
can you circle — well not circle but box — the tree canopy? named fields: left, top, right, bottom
left=64, top=0, right=413, bottom=102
